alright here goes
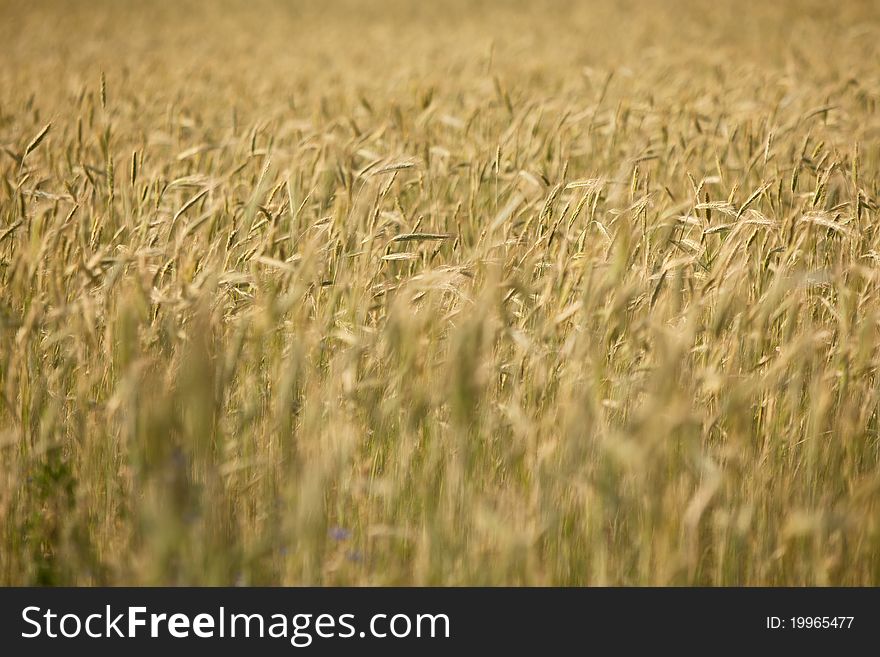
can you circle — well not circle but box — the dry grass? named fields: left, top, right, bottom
left=2, top=0, right=880, bottom=585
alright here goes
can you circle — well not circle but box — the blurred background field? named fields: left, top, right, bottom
left=1, top=0, right=880, bottom=585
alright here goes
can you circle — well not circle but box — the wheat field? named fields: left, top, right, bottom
left=2, top=0, right=880, bottom=585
